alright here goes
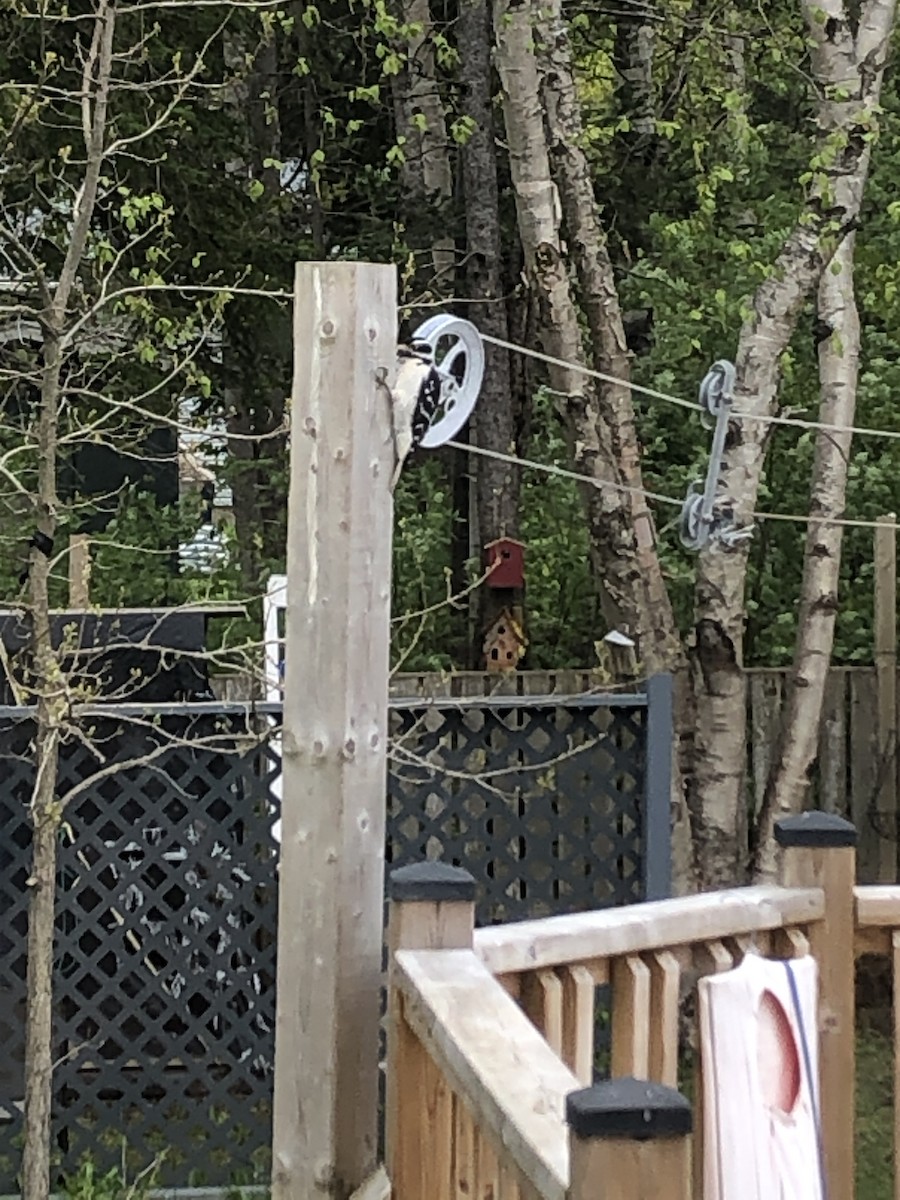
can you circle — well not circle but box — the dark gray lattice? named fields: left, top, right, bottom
left=0, top=690, right=665, bottom=1193
left=387, top=701, right=648, bottom=923
left=0, top=715, right=280, bottom=1193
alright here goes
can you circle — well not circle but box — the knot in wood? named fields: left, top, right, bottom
left=534, top=242, right=559, bottom=270
left=694, top=618, right=736, bottom=669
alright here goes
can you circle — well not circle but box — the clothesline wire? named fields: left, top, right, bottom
left=480, top=332, right=900, bottom=444
left=447, top=440, right=682, bottom=508
left=448, top=440, right=900, bottom=534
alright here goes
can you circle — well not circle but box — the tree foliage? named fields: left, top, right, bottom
left=3, top=0, right=900, bottom=1188
left=2, top=0, right=899, bottom=856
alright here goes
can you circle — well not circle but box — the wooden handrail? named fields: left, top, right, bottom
left=473, top=885, right=825, bottom=975
left=384, top=816, right=872, bottom=1200
left=855, top=884, right=900, bottom=926
left=395, top=947, right=576, bottom=1200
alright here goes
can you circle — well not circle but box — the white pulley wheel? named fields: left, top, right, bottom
left=409, top=315, right=485, bottom=448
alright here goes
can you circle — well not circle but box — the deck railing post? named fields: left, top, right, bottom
left=566, top=1078, right=692, bottom=1200
left=776, top=811, right=857, bottom=1200
left=386, top=863, right=477, bottom=1200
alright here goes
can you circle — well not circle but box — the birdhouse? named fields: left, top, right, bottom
left=483, top=608, right=527, bottom=673
left=484, top=538, right=526, bottom=590
left=595, top=629, right=638, bottom=682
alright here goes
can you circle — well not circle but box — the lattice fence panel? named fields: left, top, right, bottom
left=0, top=698, right=649, bottom=1193
left=0, top=715, right=280, bottom=1193
left=387, top=702, right=647, bottom=922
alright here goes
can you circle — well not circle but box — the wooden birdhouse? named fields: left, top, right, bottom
left=483, top=608, right=527, bottom=673
left=484, top=538, right=526, bottom=590
left=595, top=629, right=638, bottom=682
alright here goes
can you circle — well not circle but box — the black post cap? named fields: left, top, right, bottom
left=388, top=862, right=477, bottom=904
left=566, top=1079, right=692, bottom=1141
left=774, top=811, right=857, bottom=849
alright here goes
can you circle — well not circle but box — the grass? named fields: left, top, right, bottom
left=42, top=1022, right=899, bottom=1199
left=858, top=1025, right=893, bottom=1200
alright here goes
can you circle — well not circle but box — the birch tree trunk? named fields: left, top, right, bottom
left=391, top=0, right=455, bottom=291
left=535, top=0, right=680, bottom=674
left=493, top=0, right=679, bottom=673
left=687, top=0, right=896, bottom=888
left=753, top=4, right=896, bottom=879
left=527, top=0, right=692, bottom=882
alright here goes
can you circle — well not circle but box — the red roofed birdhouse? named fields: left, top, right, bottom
left=484, top=538, right=526, bottom=590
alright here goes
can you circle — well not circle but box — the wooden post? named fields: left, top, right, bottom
left=566, top=1078, right=692, bottom=1200
left=893, top=930, right=900, bottom=1200
left=875, top=515, right=897, bottom=882
left=271, top=262, right=397, bottom=1200
left=775, top=812, right=857, bottom=1200
left=386, top=863, right=477, bottom=1200
left=68, top=534, right=91, bottom=608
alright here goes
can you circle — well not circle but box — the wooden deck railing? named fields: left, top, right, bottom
left=385, top=812, right=876, bottom=1200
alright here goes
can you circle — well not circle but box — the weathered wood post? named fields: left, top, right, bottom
left=776, top=811, right=856, bottom=1200
left=386, top=863, right=476, bottom=1200
left=566, top=1078, right=692, bottom=1200
left=271, top=262, right=397, bottom=1200
left=68, top=534, right=91, bottom=608
left=875, top=514, right=897, bottom=881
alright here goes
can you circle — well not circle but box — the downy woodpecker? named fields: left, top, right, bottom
left=389, top=341, right=444, bottom=491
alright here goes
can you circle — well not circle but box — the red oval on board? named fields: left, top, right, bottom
left=757, top=989, right=801, bottom=1114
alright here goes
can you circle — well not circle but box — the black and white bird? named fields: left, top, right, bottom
left=389, top=340, right=444, bottom=491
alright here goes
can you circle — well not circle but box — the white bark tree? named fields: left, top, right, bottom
left=391, top=0, right=455, bottom=292
left=687, top=0, right=897, bottom=888
left=493, top=0, right=681, bottom=670
left=495, top=0, right=897, bottom=888
left=753, top=0, right=896, bottom=879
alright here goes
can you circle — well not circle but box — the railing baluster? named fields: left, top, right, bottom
left=540, top=970, right=564, bottom=1056
left=424, top=1052, right=454, bottom=1200
left=521, top=969, right=563, bottom=1054
left=729, top=933, right=754, bottom=959
left=611, top=955, right=651, bottom=1078
left=499, top=1160, right=521, bottom=1200
left=647, top=950, right=680, bottom=1087
left=454, top=1095, right=476, bottom=1200
left=772, top=926, right=810, bottom=958
left=476, top=1125, right=499, bottom=1200
left=562, top=965, right=595, bottom=1085
left=585, top=958, right=610, bottom=987
left=497, top=973, right=522, bottom=1000
left=693, top=939, right=733, bottom=976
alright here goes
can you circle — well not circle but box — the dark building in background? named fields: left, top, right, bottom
left=58, top=427, right=179, bottom=535
left=0, top=609, right=215, bottom=706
